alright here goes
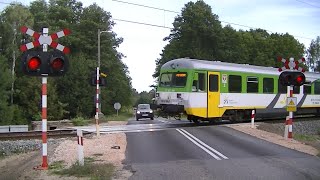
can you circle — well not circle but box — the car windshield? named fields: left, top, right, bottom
left=137, top=104, right=150, bottom=110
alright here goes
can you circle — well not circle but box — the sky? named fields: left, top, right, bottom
left=1, top=0, right=320, bottom=93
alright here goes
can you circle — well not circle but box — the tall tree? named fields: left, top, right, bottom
left=307, top=36, right=320, bottom=72
left=0, top=55, right=12, bottom=125
left=154, top=0, right=223, bottom=78
left=0, top=0, right=133, bottom=123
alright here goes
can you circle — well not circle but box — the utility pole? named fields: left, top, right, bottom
left=95, top=29, right=108, bottom=136
left=11, top=24, right=17, bottom=105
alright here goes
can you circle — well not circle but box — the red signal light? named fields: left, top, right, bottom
left=296, top=75, right=304, bottom=84
left=51, top=58, right=64, bottom=71
left=27, top=57, right=41, bottom=70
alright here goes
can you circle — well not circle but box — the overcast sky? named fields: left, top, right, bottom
left=1, top=0, right=319, bottom=93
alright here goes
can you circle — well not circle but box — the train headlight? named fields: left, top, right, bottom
left=137, top=111, right=141, bottom=114
left=150, top=110, right=153, bottom=113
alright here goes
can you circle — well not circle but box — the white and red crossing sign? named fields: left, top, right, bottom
left=278, top=57, right=305, bottom=72
left=20, top=26, right=71, bottom=54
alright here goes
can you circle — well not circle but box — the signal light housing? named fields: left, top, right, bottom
left=49, top=51, right=69, bottom=76
left=21, top=50, right=69, bottom=76
left=90, top=71, right=106, bottom=86
left=279, top=71, right=305, bottom=87
left=22, top=51, right=44, bottom=76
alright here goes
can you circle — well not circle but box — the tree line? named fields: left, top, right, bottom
left=1, top=0, right=319, bottom=125
left=153, top=1, right=320, bottom=79
left=0, top=0, right=133, bottom=125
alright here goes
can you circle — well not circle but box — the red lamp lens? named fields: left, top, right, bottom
left=27, top=57, right=41, bottom=70
left=51, top=58, right=64, bottom=70
left=296, top=76, right=303, bottom=84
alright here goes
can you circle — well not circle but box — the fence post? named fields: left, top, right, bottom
left=77, top=129, right=84, bottom=165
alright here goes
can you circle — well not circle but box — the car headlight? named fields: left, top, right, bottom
left=137, top=111, right=140, bottom=114
left=150, top=110, right=153, bottom=113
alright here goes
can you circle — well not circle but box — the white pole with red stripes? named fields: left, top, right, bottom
left=287, top=86, right=294, bottom=139
left=95, top=67, right=100, bottom=136
left=41, top=28, right=49, bottom=169
left=284, top=116, right=289, bottom=139
left=77, top=129, right=84, bottom=166
left=251, top=109, right=255, bottom=128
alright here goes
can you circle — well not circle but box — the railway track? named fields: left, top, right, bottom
left=1, top=116, right=318, bottom=140
left=0, top=129, right=92, bottom=141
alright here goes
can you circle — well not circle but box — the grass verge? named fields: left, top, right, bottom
left=101, top=112, right=132, bottom=122
left=294, top=134, right=320, bottom=156
left=71, top=117, right=90, bottom=126
left=294, top=134, right=319, bottom=142
left=50, top=158, right=115, bottom=180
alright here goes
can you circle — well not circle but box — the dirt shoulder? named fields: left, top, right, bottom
left=0, top=121, right=131, bottom=180
left=226, top=123, right=319, bottom=156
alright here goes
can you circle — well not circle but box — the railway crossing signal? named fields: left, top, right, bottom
left=278, top=56, right=306, bottom=140
left=19, top=26, right=71, bottom=170
left=278, top=57, right=306, bottom=87
left=22, top=50, right=69, bottom=76
left=90, top=71, right=106, bottom=86
left=20, top=26, right=71, bottom=54
left=279, top=71, right=305, bottom=86
left=20, top=26, right=71, bottom=77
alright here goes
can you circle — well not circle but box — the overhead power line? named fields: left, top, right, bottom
left=295, top=0, right=320, bottom=8
left=112, top=0, right=177, bottom=13
left=114, top=18, right=171, bottom=29
left=111, top=0, right=313, bottom=40
left=0, top=1, right=12, bottom=5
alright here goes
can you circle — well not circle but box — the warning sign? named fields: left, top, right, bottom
left=286, top=97, right=297, bottom=112
left=222, top=74, right=227, bottom=84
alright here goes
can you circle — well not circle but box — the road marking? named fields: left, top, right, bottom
left=176, top=129, right=228, bottom=160
left=157, top=119, right=172, bottom=124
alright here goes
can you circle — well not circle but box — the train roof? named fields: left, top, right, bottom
left=161, top=58, right=320, bottom=83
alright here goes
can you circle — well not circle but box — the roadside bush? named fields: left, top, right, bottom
left=71, top=117, right=89, bottom=126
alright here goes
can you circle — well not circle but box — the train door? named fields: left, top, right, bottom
left=207, top=72, right=220, bottom=117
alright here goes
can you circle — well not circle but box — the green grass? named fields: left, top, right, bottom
left=294, top=134, right=319, bottom=142
left=104, top=112, right=132, bottom=122
left=71, top=117, right=90, bottom=126
left=50, top=158, right=115, bottom=180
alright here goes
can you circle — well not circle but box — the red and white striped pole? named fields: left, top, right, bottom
left=284, top=116, right=289, bottom=138
left=41, top=77, right=48, bottom=169
left=77, top=129, right=84, bottom=165
left=95, top=67, right=100, bottom=136
left=40, top=28, right=49, bottom=169
left=284, top=86, right=294, bottom=139
left=288, top=86, right=294, bottom=139
left=251, top=109, right=255, bottom=128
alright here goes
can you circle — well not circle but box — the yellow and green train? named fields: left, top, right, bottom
left=155, top=58, right=320, bottom=123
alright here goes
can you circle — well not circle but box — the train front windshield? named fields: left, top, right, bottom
left=160, top=72, right=187, bottom=87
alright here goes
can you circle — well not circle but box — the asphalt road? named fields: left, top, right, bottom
left=124, top=117, right=320, bottom=180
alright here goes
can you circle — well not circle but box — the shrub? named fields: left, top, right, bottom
left=71, top=117, right=89, bottom=126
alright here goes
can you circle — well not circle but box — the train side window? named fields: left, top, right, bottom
left=192, top=73, right=206, bottom=92
left=247, top=77, right=258, bottom=93
left=315, top=82, right=320, bottom=94
left=229, top=75, right=242, bottom=93
left=303, top=85, right=311, bottom=94
left=263, top=78, right=274, bottom=93
left=209, top=74, right=218, bottom=92
left=198, top=73, right=206, bottom=92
